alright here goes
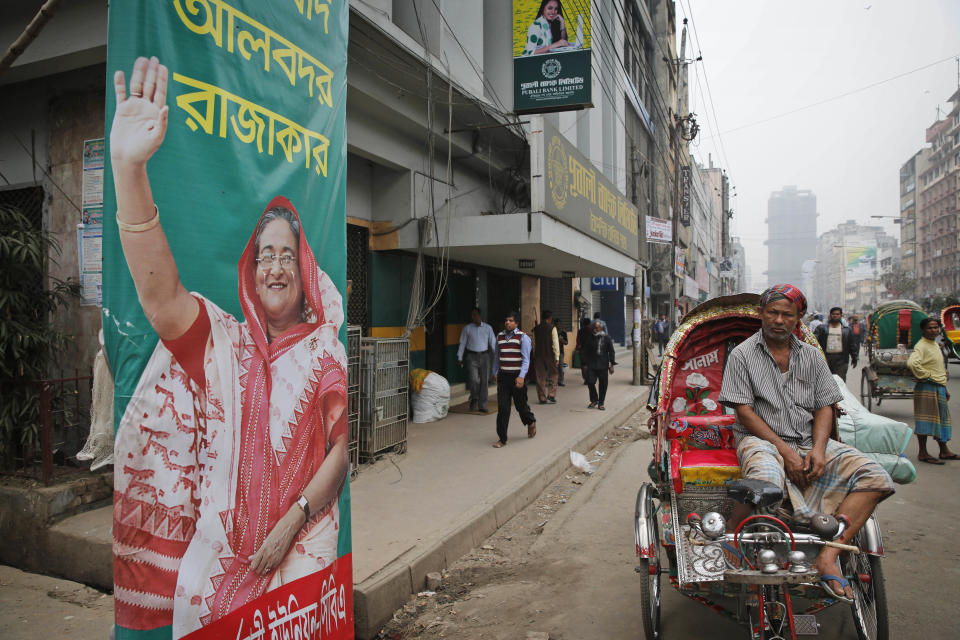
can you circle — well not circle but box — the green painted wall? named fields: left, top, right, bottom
left=369, top=252, right=417, bottom=326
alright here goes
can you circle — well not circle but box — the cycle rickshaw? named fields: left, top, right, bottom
left=635, top=294, right=887, bottom=640
left=859, top=299, right=927, bottom=411
left=941, top=304, right=960, bottom=361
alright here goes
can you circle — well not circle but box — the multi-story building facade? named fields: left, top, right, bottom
left=898, top=148, right=930, bottom=292
left=765, top=185, right=817, bottom=289
left=813, top=221, right=899, bottom=314
left=2, top=0, right=687, bottom=382
left=729, top=236, right=747, bottom=293
left=918, top=88, right=960, bottom=300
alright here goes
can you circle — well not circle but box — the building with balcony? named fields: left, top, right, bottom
left=813, top=221, right=899, bottom=314
left=1, top=0, right=690, bottom=382
left=917, top=88, right=960, bottom=300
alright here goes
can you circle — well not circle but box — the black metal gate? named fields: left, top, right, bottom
left=346, top=224, right=369, bottom=330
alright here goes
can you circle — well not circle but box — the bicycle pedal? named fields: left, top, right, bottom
left=793, top=614, right=819, bottom=635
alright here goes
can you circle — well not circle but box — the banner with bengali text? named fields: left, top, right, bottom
left=103, top=2, right=351, bottom=639
left=538, top=118, right=639, bottom=259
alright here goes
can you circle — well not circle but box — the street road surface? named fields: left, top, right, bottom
left=2, top=359, right=958, bottom=640
left=386, top=359, right=960, bottom=640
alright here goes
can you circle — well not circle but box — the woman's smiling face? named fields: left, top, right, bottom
left=255, top=218, right=303, bottom=335
left=544, top=0, right=560, bottom=21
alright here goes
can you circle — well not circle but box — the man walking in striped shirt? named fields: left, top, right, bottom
left=719, top=284, right=893, bottom=602
left=492, top=311, right=537, bottom=448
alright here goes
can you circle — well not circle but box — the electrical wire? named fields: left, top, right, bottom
left=678, top=0, right=736, bottom=180
left=703, top=53, right=960, bottom=139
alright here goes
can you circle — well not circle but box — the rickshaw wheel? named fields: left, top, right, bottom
left=847, top=550, right=888, bottom=640
left=638, top=518, right=662, bottom=640
left=859, top=370, right=872, bottom=411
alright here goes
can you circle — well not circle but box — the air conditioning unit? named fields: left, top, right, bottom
left=650, top=271, right=670, bottom=294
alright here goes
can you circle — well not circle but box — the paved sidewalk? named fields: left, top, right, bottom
left=350, top=368, right=647, bottom=637
left=0, top=565, right=113, bottom=640
left=6, top=354, right=651, bottom=639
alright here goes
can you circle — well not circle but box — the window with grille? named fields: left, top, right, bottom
left=0, top=186, right=44, bottom=228
left=346, top=224, right=369, bottom=330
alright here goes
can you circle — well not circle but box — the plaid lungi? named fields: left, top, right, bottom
left=914, top=380, right=952, bottom=442
left=737, top=435, right=894, bottom=522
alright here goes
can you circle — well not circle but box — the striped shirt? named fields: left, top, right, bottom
left=493, top=329, right=531, bottom=377
left=718, top=330, right=842, bottom=447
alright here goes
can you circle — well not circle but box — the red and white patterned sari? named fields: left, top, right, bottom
left=112, top=198, right=347, bottom=637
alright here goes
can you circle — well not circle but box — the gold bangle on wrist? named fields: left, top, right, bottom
left=117, top=204, right=160, bottom=233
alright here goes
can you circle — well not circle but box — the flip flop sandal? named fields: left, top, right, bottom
left=920, top=457, right=945, bottom=465
left=492, top=441, right=506, bottom=448
left=939, top=453, right=960, bottom=460
left=818, top=574, right=853, bottom=603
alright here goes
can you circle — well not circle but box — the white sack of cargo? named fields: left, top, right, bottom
left=411, top=372, right=450, bottom=423
left=832, top=375, right=915, bottom=484
left=862, top=452, right=916, bottom=485
left=833, top=375, right=913, bottom=455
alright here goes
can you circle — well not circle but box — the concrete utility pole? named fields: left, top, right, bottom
left=673, top=20, right=688, bottom=323
left=633, top=259, right=644, bottom=385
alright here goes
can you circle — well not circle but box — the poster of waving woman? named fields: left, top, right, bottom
left=103, top=3, right=351, bottom=640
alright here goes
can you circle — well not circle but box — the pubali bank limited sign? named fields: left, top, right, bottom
left=513, top=0, right=592, bottom=114
left=540, top=119, right=639, bottom=260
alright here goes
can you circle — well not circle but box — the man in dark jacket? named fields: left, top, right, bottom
left=583, top=320, right=617, bottom=409
left=814, top=306, right=858, bottom=381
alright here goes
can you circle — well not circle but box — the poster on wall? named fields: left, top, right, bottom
left=680, top=166, right=691, bottom=227
left=77, top=223, right=103, bottom=305
left=845, top=246, right=877, bottom=281
left=513, top=0, right=592, bottom=114
left=102, top=2, right=351, bottom=639
left=80, top=137, right=105, bottom=305
left=645, top=215, right=671, bottom=243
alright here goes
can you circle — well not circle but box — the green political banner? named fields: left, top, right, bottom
left=102, top=2, right=351, bottom=639
left=513, top=0, right=592, bottom=114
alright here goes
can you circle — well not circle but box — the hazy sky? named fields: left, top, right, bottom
left=681, top=0, right=960, bottom=289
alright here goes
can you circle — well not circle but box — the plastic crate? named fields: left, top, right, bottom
left=359, top=416, right=408, bottom=460
left=348, top=388, right=359, bottom=420
left=348, top=440, right=360, bottom=477
left=360, top=390, right=408, bottom=426
left=361, top=364, right=408, bottom=398
left=360, top=337, right=409, bottom=369
left=358, top=337, right=410, bottom=459
left=347, top=325, right=361, bottom=390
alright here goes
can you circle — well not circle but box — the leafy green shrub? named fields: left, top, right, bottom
left=0, top=204, right=79, bottom=468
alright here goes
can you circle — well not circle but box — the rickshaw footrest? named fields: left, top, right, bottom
left=793, top=614, right=819, bottom=635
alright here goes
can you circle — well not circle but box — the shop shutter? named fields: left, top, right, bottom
left=539, top=277, right=573, bottom=333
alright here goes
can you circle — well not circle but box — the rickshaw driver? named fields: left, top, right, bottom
left=718, top=284, right=895, bottom=601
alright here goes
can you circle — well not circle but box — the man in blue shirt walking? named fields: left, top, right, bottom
left=457, top=306, right=497, bottom=412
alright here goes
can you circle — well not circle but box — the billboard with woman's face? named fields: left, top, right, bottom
left=513, top=0, right=592, bottom=113
left=102, top=2, right=352, bottom=639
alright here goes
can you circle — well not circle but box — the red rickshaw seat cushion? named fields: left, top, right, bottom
left=670, top=429, right=742, bottom=495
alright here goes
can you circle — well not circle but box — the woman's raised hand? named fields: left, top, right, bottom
left=111, top=57, right=169, bottom=166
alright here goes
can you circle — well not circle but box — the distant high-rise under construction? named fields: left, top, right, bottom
left=766, top=186, right=817, bottom=290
